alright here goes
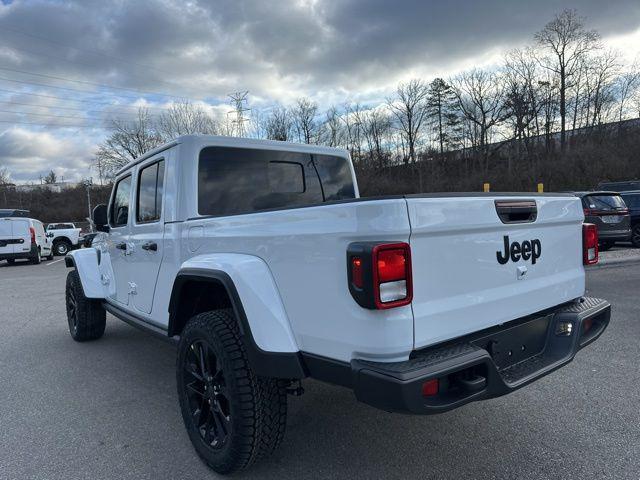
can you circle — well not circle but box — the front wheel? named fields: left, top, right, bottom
left=176, top=310, right=287, bottom=474
left=632, top=225, right=640, bottom=248
left=65, top=270, right=106, bottom=341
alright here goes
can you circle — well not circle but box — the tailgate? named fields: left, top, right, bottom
left=407, top=195, right=585, bottom=350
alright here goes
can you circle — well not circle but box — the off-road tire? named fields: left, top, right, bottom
left=632, top=225, right=640, bottom=248
left=65, top=270, right=106, bottom=341
left=176, top=309, right=287, bottom=474
left=54, top=239, right=72, bottom=256
left=30, top=248, right=41, bottom=265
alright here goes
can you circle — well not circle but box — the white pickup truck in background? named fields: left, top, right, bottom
left=64, top=135, right=611, bottom=474
left=46, top=223, right=82, bottom=256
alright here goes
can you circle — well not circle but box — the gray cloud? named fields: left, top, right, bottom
left=0, top=0, right=639, bottom=182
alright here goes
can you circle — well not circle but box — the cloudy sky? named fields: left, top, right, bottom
left=0, top=0, right=639, bottom=183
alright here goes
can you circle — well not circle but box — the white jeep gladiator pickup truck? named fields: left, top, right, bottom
left=64, top=135, right=610, bottom=474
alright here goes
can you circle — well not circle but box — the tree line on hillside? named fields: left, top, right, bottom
left=0, top=184, right=111, bottom=225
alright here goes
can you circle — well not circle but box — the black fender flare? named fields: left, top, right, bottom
left=168, top=268, right=307, bottom=379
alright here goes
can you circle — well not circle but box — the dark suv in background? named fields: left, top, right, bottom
left=575, top=191, right=631, bottom=250
left=620, top=191, right=640, bottom=247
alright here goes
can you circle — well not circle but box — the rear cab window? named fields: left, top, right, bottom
left=197, top=147, right=355, bottom=216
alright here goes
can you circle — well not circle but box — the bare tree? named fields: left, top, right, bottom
left=156, top=100, right=219, bottom=139
left=342, top=102, right=364, bottom=162
left=43, top=170, right=57, bottom=184
left=321, top=106, right=344, bottom=147
left=535, top=9, right=600, bottom=149
left=263, top=106, right=292, bottom=141
left=387, top=79, right=429, bottom=165
left=616, top=62, right=640, bottom=122
left=453, top=69, right=507, bottom=162
left=291, top=98, right=319, bottom=144
left=95, top=108, right=163, bottom=177
left=361, top=108, right=392, bottom=168
left=584, top=50, right=621, bottom=126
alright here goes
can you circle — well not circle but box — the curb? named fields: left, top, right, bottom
left=588, top=256, right=640, bottom=269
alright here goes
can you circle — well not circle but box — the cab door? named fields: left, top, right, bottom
left=107, top=174, right=133, bottom=306
left=128, top=158, right=165, bottom=314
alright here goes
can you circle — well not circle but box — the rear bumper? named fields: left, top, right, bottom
left=347, top=297, right=610, bottom=414
left=0, top=244, right=37, bottom=261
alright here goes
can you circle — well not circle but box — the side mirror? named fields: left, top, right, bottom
left=46, top=232, right=54, bottom=238
left=92, top=204, right=110, bottom=233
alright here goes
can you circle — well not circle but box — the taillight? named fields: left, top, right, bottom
left=29, top=227, right=36, bottom=244
left=583, top=223, right=598, bottom=265
left=351, top=257, right=363, bottom=289
left=373, top=243, right=412, bottom=309
left=347, top=242, right=412, bottom=309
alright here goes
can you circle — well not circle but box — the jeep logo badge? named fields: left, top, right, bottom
left=497, top=236, right=541, bottom=265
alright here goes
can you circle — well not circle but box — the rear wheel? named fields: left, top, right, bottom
left=632, top=225, right=640, bottom=248
left=54, top=239, right=72, bottom=256
left=176, top=310, right=287, bottom=474
left=65, top=270, right=106, bottom=341
left=30, top=248, right=41, bottom=265
left=6, top=259, right=15, bottom=265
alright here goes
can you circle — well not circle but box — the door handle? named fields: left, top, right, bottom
left=115, top=242, right=127, bottom=250
left=141, top=241, right=158, bottom=252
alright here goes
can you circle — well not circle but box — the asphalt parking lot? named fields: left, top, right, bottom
left=1, top=256, right=639, bottom=480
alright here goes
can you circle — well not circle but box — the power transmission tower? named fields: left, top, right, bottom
left=228, top=91, right=250, bottom=137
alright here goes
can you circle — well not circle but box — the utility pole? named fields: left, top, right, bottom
left=228, top=91, right=250, bottom=137
left=83, top=178, right=93, bottom=230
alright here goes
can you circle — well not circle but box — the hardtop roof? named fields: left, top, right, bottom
left=115, top=135, right=351, bottom=176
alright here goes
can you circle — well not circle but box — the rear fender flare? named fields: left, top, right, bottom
left=169, top=254, right=305, bottom=378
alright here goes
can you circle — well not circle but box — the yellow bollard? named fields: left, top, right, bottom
left=537, top=183, right=544, bottom=193
left=483, top=183, right=490, bottom=193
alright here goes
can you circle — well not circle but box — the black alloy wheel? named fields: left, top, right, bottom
left=184, top=339, right=232, bottom=449
left=67, top=282, right=79, bottom=336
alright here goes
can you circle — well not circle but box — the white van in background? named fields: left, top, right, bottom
left=0, top=217, right=54, bottom=265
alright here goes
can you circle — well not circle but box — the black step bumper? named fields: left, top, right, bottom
left=349, top=297, right=610, bottom=414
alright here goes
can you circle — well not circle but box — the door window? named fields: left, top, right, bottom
left=136, top=160, right=165, bottom=223
left=110, top=175, right=132, bottom=227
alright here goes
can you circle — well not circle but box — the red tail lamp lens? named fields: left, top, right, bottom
left=351, top=257, right=363, bottom=289
left=29, top=227, right=36, bottom=244
left=376, top=248, right=408, bottom=283
left=422, top=379, right=439, bottom=397
left=582, top=223, right=598, bottom=265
